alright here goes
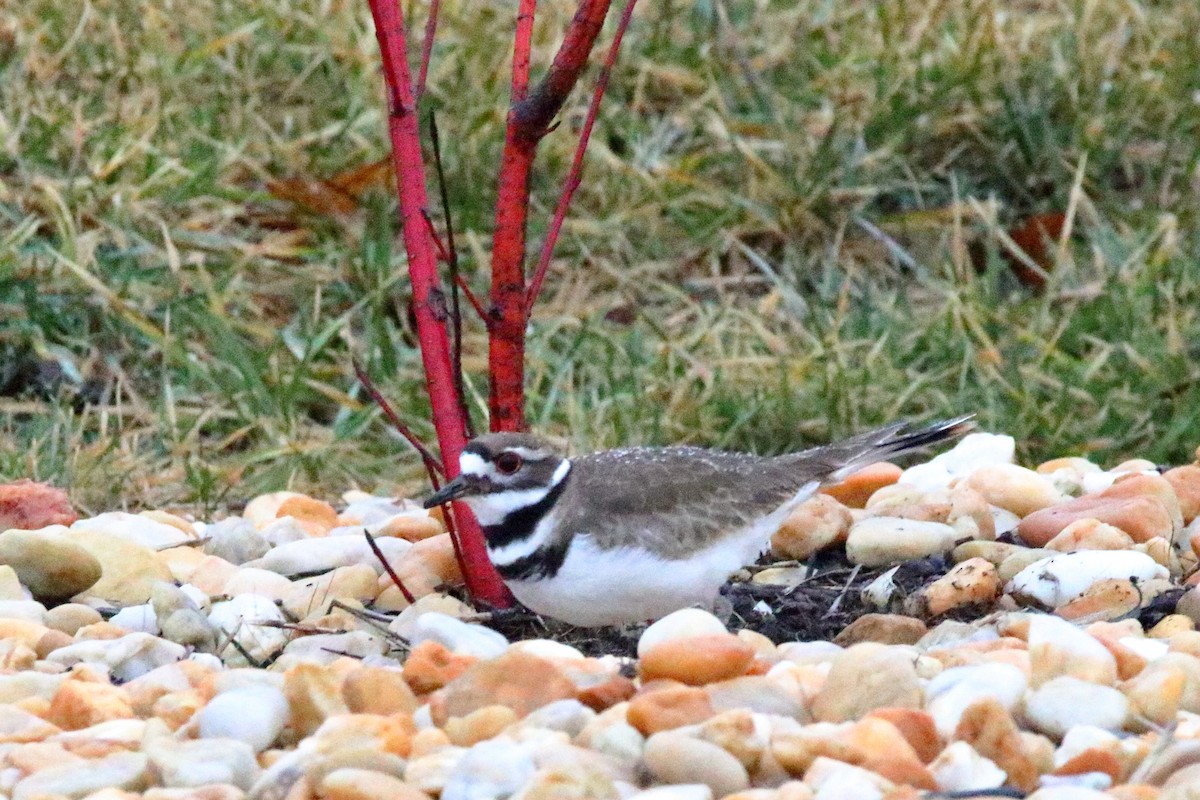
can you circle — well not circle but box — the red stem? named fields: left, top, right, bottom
left=488, top=0, right=614, bottom=432
left=416, top=0, right=440, bottom=103
left=512, top=0, right=536, bottom=102
left=527, top=0, right=638, bottom=313
left=366, top=0, right=511, bottom=608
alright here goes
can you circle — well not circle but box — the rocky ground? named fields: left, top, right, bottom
left=2, top=431, right=1200, bottom=800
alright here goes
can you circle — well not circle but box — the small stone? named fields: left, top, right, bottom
left=207, top=594, right=289, bottom=664
left=1165, top=465, right=1200, bottom=525
left=627, top=684, right=716, bottom=735
left=408, top=612, right=508, bottom=659
left=705, top=676, right=807, bottom=720
left=403, top=641, right=478, bottom=694
left=926, top=663, right=1028, bottom=737
left=320, top=768, right=432, bottom=800
left=901, top=432, right=1017, bottom=492
left=443, top=705, right=519, bottom=747
left=643, top=731, right=750, bottom=798
left=433, top=650, right=577, bottom=723
left=152, top=581, right=218, bottom=651
left=246, top=536, right=411, bottom=577
left=375, top=514, right=445, bottom=542
left=928, top=740, right=1006, bottom=792
left=202, top=517, right=270, bottom=565
left=109, top=604, right=158, bottom=634
left=343, top=665, right=419, bottom=716
left=771, top=495, right=853, bottom=560
left=833, top=614, right=927, bottom=646
left=389, top=594, right=474, bottom=638
left=66, top=530, right=172, bottom=605
left=811, top=643, right=922, bottom=722
left=48, top=632, right=188, bottom=682
left=1023, top=676, right=1129, bottom=738
left=1007, top=551, right=1168, bottom=609
left=0, top=703, right=62, bottom=743
left=145, top=735, right=261, bottom=790
left=284, top=662, right=349, bottom=737
left=404, top=747, right=468, bottom=796
left=952, top=540, right=1026, bottom=568
left=10, top=751, right=147, bottom=800
left=953, top=698, right=1040, bottom=792
left=242, top=491, right=305, bottom=529
left=845, top=517, right=960, bottom=567
left=821, top=462, right=903, bottom=508
left=44, top=603, right=102, bottom=635
left=45, top=679, right=135, bottom=730
left=1044, top=519, right=1136, bottom=552
left=963, top=464, right=1066, bottom=517
left=283, top=564, right=380, bottom=621
left=0, top=480, right=77, bottom=529
left=0, top=528, right=102, bottom=602
left=275, top=495, right=338, bottom=536
left=1015, top=614, right=1118, bottom=687
left=1054, top=579, right=1143, bottom=623
left=998, top=548, right=1058, bottom=582
left=1019, top=493, right=1176, bottom=548
left=199, top=685, right=290, bottom=752
left=439, top=738, right=532, bottom=800
left=638, top=609, right=727, bottom=657
left=221, top=567, right=293, bottom=600
left=625, top=788, right=713, bottom=800
left=1149, top=615, right=1194, bottom=639
left=919, top=558, right=1001, bottom=616
left=640, top=634, right=755, bottom=686
left=73, top=511, right=198, bottom=549
left=866, top=708, right=942, bottom=763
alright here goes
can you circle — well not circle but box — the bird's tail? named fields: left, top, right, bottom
left=788, top=415, right=976, bottom=482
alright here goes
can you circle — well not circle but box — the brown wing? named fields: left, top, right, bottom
left=555, top=447, right=812, bottom=558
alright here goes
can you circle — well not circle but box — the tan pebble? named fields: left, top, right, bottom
left=771, top=494, right=853, bottom=560
left=945, top=485, right=997, bottom=541
left=643, top=730, right=750, bottom=797
left=1053, top=746, right=1123, bottom=783
left=34, top=629, right=74, bottom=660
left=847, top=717, right=936, bottom=789
left=342, top=665, right=418, bottom=716
left=833, top=614, right=927, bottom=646
left=44, top=604, right=102, bottom=636
left=242, top=491, right=305, bottom=528
left=0, top=618, right=52, bottom=649
left=951, top=540, right=1024, bottom=567
left=640, top=634, right=755, bottom=686
left=284, top=662, right=349, bottom=738
left=777, top=782, right=815, bottom=800
left=185, top=555, right=241, bottom=596
left=871, top=502, right=951, bottom=524
left=276, top=495, right=338, bottom=535
left=0, top=529, right=99, bottom=602
left=6, top=741, right=84, bottom=772
left=284, top=564, right=379, bottom=620
left=864, top=708, right=941, bottom=763
left=1150, top=615, right=1195, bottom=638
left=319, top=767, right=432, bottom=800
left=443, top=705, right=518, bottom=746
left=152, top=689, right=206, bottom=730
left=845, top=517, right=959, bottom=567
left=1164, top=465, right=1200, bottom=525
left=920, top=558, right=1000, bottom=616
left=812, top=643, right=922, bottom=722
left=998, top=548, right=1057, bottom=582
left=769, top=732, right=865, bottom=777
left=1135, top=537, right=1180, bottom=574
left=698, top=709, right=764, bottom=771
left=963, top=464, right=1065, bottom=517
left=144, top=786, right=247, bottom=800
left=409, top=728, right=452, bottom=757
left=864, top=484, right=927, bottom=512
left=952, top=698, right=1040, bottom=792
left=46, top=679, right=134, bottom=730
left=1045, top=518, right=1135, bottom=552
left=1019, top=493, right=1175, bottom=548
left=1055, top=579, right=1143, bottom=622
left=403, top=641, right=476, bottom=694
left=1169, top=631, right=1200, bottom=658
left=67, top=530, right=172, bottom=605
left=430, top=650, right=576, bottom=725
left=1175, top=587, right=1200, bottom=628
left=736, top=629, right=778, bottom=660
left=820, top=462, right=902, bottom=508
left=405, top=534, right=464, bottom=587
left=577, top=675, right=637, bottom=712
left=376, top=515, right=444, bottom=542
left=404, top=747, right=465, bottom=795
left=626, top=683, right=715, bottom=735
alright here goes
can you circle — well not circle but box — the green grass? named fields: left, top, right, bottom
left=2, top=0, right=1199, bottom=512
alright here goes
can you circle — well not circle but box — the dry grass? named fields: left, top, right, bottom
left=2, top=0, right=1199, bottom=513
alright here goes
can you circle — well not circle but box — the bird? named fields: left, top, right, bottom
left=423, top=416, right=974, bottom=626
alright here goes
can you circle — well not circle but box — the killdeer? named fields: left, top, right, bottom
left=424, top=417, right=973, bottom=626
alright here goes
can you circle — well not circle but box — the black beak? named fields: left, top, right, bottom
left=423, top=475, right=470, bottom=509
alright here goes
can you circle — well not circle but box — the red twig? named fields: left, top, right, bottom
left=512, top=0, right=537, bottom=102
left=455, top=274, right=488, bottom=322
left=366, top=0, right=511, bottom=607
left=353, top=358, right=445, bottom=479
left=421, top=210, right=452, bottom=264
left=488, top=0, right=615, bottom=432
left=416, top=0, right=440, bottom=103
left=365, top=529, right=417, bottom=604
left=527, top=0, right=639, bottom=313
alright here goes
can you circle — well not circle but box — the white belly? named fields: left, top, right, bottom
left=504, top=481, right=818, bottom=626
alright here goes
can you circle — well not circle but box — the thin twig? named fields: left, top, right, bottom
left=526, top=0, right=639, bottom=312
left=429, top=113, right=475, bottom=438
left=454, top=274, right=488, bottom=322
left=415, top=0, right=440, bottom=103
left=364, top=529, right=417, bottom=604
left=352, top=358, right=445, bottom=478
left=421, top=210, right=452, bottom=263
left=822, top=564, right=862, bottom=617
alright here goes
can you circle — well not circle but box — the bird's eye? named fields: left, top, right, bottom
left=494, top=452, right=523, bottom=475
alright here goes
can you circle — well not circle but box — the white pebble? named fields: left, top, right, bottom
left=1008, top=550, right=1168, bottom=608
left=409, top=612, right=508, bottom=659
left=929, top=740, right=1006, bottom=792
left=926, top=663, right=1028, bottom=737
left=198, top=685, right=289, bottom=752
left=440, top=739, right=535, bottom=800
left=1023, top=676, right=1129, bottom=738
left=637, top=608, right=727, bottom=657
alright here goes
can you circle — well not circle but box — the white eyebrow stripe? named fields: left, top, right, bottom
left=510, top=446, right=549, bottom=460
left=459, top=452, right=490, bottom=477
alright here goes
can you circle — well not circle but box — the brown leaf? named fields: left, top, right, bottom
left=1005, top=211, right=1067, bottom=289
